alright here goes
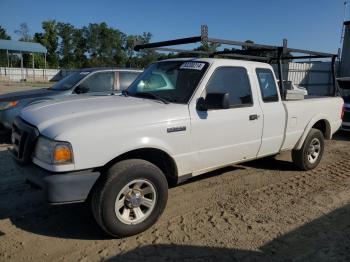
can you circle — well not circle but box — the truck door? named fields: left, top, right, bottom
left=255, top=68, right=285, bottom=156
left=189, top=66, right=263, bottom=173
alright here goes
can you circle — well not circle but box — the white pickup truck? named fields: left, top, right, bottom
left=12, top=58, right=343, bottom=237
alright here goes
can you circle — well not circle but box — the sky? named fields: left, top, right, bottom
left=0, top=0, right=349, bottom=54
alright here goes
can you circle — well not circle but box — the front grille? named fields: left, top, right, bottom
left=344, top=110, right=350, bottom=123
left=11, top=117, right=39, bottom=165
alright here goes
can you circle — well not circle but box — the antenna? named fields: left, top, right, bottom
left=341, top=1, right=348, bottom=43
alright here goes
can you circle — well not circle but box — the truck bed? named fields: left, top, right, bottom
left=281, top=96, right=343, bottom=151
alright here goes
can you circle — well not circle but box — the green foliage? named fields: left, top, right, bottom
left=84, top=22, right=127, bottom=67
left=57, top=22, right=75, bottom=68
left=0, top=25, right=11, bottom=40
left=72, top=28, right=88, bottom=68
left=2, top=21, right=212, bottom=69
left=33, top=20, right=59, bottom=68
left=0, top=26, right=11, bottom=66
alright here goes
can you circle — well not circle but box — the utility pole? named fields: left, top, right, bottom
left=341, top=1, right=348, bottom=44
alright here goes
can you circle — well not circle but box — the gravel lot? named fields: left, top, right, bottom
left=0, top=85, right=350, bottom=261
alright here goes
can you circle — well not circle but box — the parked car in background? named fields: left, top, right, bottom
left=0, top=68, right=142, bottom=134
left=337, top=77, right=350, bottom=131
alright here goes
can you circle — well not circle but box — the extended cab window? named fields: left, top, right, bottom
left=78, top=72, right=115, bottom=93
left=256, top=68, right=279, bottom=102
left=206, top=67, right=253, bottom=107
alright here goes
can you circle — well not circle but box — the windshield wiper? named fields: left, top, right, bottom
left=132, top=92, right=170, bottom=104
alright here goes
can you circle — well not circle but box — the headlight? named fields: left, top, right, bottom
left=34, top=136, right=74, bottom=165
left=0, top=101, right=19, bottom=110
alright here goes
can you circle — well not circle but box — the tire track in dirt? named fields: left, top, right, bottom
left=1, top=139, right=350, bottom=261
left=89, top=151, right=350, bottom=261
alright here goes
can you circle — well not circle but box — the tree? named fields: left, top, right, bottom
left=0, top=26, right=11, bottom=40
left=242, top=40, right=292, bottom=63
left=125, top=35, right=137, bottom=67
left=15, top=22, right=31, bottom=41
left=195, top=42, right=220, bottom=53
left=2, top=21, right=168, bottom=69
left=85, top=22, right=127, bottom=67
left=72, top=28, right=88, bottom=68
left=0, top=26, right=11, bottom=66
left=34, top=20, right=59, bottom=68
left=57, top=22, right=75, bottom=68
left=14, top=23, right=34, bottom=67
left=135, top=32, right=158, bottom=67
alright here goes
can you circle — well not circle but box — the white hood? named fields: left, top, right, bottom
left=20, top=95, right=189, bottom=139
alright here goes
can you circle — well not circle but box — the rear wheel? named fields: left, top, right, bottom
left=292, top=128, right=324, bottom=170
left=91, top=159, right=168, bottom=237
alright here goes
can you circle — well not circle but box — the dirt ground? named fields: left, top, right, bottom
left=1, top=85, right=350, bottom=261
left=0, top=133, right=349, bottom=261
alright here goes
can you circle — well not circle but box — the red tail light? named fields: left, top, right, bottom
left=341, top=106, right=345, bottom=120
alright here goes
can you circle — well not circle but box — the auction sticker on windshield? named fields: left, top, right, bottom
left=180, top=62, right=205, bottom=70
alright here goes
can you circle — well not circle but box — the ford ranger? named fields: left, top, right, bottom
left=12, top=58, right=343, bottom=237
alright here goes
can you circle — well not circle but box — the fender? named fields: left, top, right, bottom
left=294, top=114, right=331, bottom=150
left=109, top=136, right=175, bottom=162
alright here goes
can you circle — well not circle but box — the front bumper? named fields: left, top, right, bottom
left=19, top=163, right=101, bottom=204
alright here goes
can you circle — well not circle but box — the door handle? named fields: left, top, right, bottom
left=249, top=114, right=259, bottom=121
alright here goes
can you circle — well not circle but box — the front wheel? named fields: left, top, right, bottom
left=91, top=159, right=168, bottom=237
left=292, top=128, right=324, bottom=170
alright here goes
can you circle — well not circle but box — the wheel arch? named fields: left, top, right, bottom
left=294, top=116, right=331, bottom=150
left=99, top=147, right=178, bottom=184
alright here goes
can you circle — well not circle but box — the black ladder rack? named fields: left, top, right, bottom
left=134, top=25, right=338, bottom=96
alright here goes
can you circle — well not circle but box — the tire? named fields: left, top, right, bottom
left=292, top=128, right=324, bottom=171
left=91, top=159, right=168, bottom=238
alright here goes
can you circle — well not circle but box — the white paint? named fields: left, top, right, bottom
left=20, top=58, right=344, bottom=178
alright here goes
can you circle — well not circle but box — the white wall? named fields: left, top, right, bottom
left=0, top=67, right=60, bottom=81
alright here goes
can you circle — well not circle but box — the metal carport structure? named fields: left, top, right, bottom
left=0, top=39, right=47, bottom=80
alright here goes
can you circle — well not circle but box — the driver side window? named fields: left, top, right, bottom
left=79, top=72, right=115, bottom=93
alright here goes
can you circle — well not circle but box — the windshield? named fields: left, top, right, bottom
left=126, top=61, right=209, bottom=104
left=50, top=72, right=89, bottom=91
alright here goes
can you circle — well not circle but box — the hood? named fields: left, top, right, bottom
left=20, top=95, right=189, bottom=139
left=0, top=88, right=55, bottom=102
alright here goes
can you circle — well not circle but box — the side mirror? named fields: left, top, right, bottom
left=75, top=85, right=89, bottom=94
left=196, top=93, right=230, bottom=111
